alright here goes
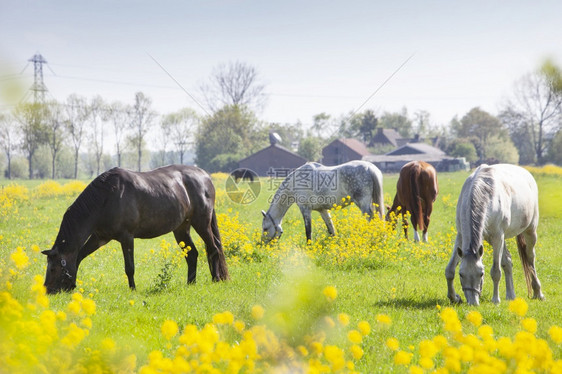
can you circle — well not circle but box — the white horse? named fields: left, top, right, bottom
left=262, top=160, right=384, bottom=243
left=445, top=164, right=544, bottom=305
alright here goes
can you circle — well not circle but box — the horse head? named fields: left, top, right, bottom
left=261, top=210, right=283, bottom=243
left=458, top=245, right=485, bottom=305
left=42, top=247, right=77, bottom=294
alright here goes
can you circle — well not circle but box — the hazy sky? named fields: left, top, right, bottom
left=1, top=0, right=561, bottom=131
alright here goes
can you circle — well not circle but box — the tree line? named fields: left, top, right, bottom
left=0, top=60, right=561, bottom=179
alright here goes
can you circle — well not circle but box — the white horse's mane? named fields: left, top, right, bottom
left=467, top=166, right=495, bottom=255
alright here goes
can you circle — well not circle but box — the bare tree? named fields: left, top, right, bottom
left=107, top=101, right=131, bottom=167
left=201, top=61, right=266, bottom=111
left=65, top=94, right=90, bottom=178
left=0, top=113, right=19, bottom=179
left=13, top=102, right=47, bottom=179
left=45, top=101, right=66, bottom=179
left=89, top=96, right=106, bottom=175
left=501, top=71, right=562, bottom=164
left=129, top=92, right=156, bottom=171
left=161, top=108, right=198, bottom=165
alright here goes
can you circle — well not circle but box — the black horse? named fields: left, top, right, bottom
left=42, top=165, right=229, bottom=294
left=230, top=168, right=255, bottom=182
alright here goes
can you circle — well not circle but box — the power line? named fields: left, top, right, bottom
left=146, top=53, right=210, bottom=116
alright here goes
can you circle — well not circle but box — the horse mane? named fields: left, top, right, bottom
left=56, top=169, right=116, bottom=251
left=468, top=167, right=495, bottom=254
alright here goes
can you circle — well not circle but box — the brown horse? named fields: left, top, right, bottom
left=42, top=165, right=229, bottom=294
left=386, top=161, right=438, bottom=242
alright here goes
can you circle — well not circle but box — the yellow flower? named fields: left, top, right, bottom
left=386, top=337, right=400, bottom=351
left=478, top=325, right=494, bottom=340
left=521, top=318, right=538, bottom=333
left=419, top=339, right=438, bottom=359
left=376, top=313, right=392, bottom=326
left=297, top=345, right=309, bottom=357
left=101, top=338, right=116, bottom=352
left=350, top=344, right=364, bottom=359
left=129, top=300, right=135, bottom=306
left=348, top=330, right=362, bottom=344
left=466, top=310, right=483, bottom=327
left=213, top=311, right=234, bottom=325
left=394, top=350, right=412, bottom=366
left=234, top=320, right=245, bottom=333
left=409, top=365, right=424, bottom=374
left=251, top=305, right=265, bottom=320
left=67, top=300, right=81, bottom=315
left=508, top=297, right=528, bottom=317
left=81, top=317, right=93, bottom=329
left=358, top=321, right=371, bottom=336
left=322, top=286, right=337, bottom=301
left=81, top=298, right=96, bottom=316
left=337, top=313, right=350, bottom=326
left=10, top=246, right=29, bottom=269
left=161, top=320, right=179, bottom=340
left=549, top=325, right=562, bottom=344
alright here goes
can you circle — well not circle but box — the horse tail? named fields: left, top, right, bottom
left=370, top=167, right=384, bottom=218
left=210, top=208, right=230, bottom=280
left=516, top=234, right=534, bottom=297
left=409, top=165, right=424, bottom=232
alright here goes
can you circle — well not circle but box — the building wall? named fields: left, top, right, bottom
left=322, top=143, right=362, bottom=166
left=239, top=145, right=307, bottom=176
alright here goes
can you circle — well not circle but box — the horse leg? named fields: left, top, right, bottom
left=320, top=209, right=336, bottom=236
left=173, top=226, right=199, bottom=284
left=385, top=196, right=400, bottom=231
left=410, top=208, right=420, bottom=242
left=501, top=243, right=516, bottom=300
left=77, top=233, right=108, bottom=266
left=490, top=235, right=505, bottom=304
left=357, top=198, right=374, bottom=220
left=299, top=206, right=313, bottom=243
left=445, top=234, right=462, bottom=303
left=520, top=230, right=545, bottom=300
left=192, top=212, right=229, bottom=282
left=402, top=212, right=409, bottom=240
left=119, top=236, right=136, bottom=290
left=422, top=204, right=432, bottom=243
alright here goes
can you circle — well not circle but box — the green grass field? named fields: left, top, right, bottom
left=1, top=168, right=561, bottom=372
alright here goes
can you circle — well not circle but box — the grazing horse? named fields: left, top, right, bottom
left=262, top=160, right=384, bottom=243
left=386, top=161, right=438, bottom=242
left=42, top=165, right=229, bottom=294
left=231, top=168, right=255, bottom=182
left=445, top=164, right=544, bottom=305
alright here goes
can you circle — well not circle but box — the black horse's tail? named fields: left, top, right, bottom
left=211, top=208, right=230, bottom=281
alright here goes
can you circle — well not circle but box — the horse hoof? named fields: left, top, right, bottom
left=449, top=294, right=462, bottom=304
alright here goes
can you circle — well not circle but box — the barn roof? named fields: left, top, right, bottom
left=325, top=138, right=371, bottom=156
left=386, top=142, right=446, bottom=156
left=238, top=143, right=306, bottom=164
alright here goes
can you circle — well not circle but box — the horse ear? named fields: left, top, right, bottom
left=261, top=210, right=267, bottom=217
left=478, top=245, right=484, bottom=257
left=42, top=248, right=58, bottom=257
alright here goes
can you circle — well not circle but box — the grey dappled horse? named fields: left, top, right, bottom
left=262, top=160, right=384, bottom=243
left=445, top=164, right=544, bottom=305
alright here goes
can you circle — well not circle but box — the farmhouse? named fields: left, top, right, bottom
left=238, top=142, right=307, bottom=177
left=321, top=138, right=371, bottom=166
left=363, top=142, right=469, bottom=172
